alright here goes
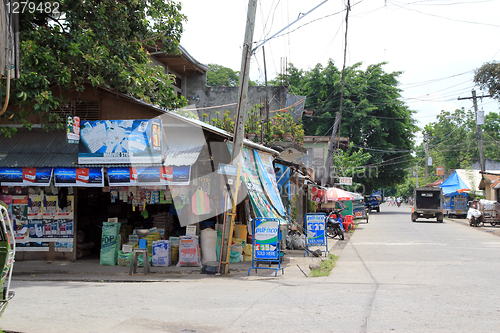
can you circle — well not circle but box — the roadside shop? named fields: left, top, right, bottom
left=0, top=111, right=285, bottom=269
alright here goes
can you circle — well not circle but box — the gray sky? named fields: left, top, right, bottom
left=178, top=0, right=500, bottom=138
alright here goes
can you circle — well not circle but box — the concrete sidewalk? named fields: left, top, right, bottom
left=11, top=234, right=351, bottom=282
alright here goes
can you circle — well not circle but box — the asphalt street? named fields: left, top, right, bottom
left=2, top=203, right=500, bottom=333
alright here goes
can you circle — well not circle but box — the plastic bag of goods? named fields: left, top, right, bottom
left=200, top=228, right=217, bottom=265
left=176, top=235, right=202, bottom=267
left=243, top=243, right=253, bottom=261
left=152, top=240, right=171, bottom=267
left=100, top=222, right=121, bottom=266
left=117, top=250, right=133, bottom=267
left=146, top=231, right=160, bottom=257
left=229, top=250, right=241, bottom=263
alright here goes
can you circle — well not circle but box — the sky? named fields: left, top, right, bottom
left=178, top=0, right=500, bottom=140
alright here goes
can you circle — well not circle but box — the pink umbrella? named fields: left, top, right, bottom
left=326, top=187, right=354, bottom=201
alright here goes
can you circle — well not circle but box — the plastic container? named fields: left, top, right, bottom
left=234, top=224, right=247, bottom=242
left=171, top=246, right=179, bottom=261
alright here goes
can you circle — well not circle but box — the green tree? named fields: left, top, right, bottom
left=206, top=64, right=239, bottom=86
left=474, top=61, right=500, bottom=101
left=274, top=60, right=417, bottom=193
left=423, top=108, right=477, bottom=172
left=206, top=64, right=257, bottom=87
left=0, top=0, right=187, bottom=135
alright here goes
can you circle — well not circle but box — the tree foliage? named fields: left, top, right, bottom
left=206, top=63, right=256, bottom=87
left=474, top=61, right=500, bottom=101
left=423, top=108, right=500, bottom=173
left=273, top=60, right=417, bottom=193
left=0, top=0, right=188, bottom=135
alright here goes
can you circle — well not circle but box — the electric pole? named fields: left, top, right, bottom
left=424, top=132, right=429, bottom=186
left=219, top=0, right=257, bottom=276
left=458, top=89, right=492, bottom=172
left=231, top=0, right=257, bottom=164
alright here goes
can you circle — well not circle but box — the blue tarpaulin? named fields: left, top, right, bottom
left=439, top=171, right=470, bottom=195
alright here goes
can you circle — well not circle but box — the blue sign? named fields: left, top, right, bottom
left=304, top=213, right=328, bottom=256
left=248, top=217, right=284, bottom=277
left=0, top=167, right=53, bottom=186
left=253, top=217, right=280, bottom=260
left=217, top=163, right=238, bottom=176
left=53, top=168, right=104, bottom=187
left=305, top=213, right=327, bottom=245
left=78, top=119, right=162, bottom=164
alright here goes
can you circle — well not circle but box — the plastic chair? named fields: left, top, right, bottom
left=343, top=215, right=354, bottom=232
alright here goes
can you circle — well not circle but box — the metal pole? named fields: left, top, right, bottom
left=424, top=132, right=428, bottom=186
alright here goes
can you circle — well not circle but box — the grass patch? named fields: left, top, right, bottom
left=309, top=253, right=339, bottom=277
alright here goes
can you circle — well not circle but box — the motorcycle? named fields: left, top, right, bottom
left=326, top=210, right=344, bottom=240
left=397, top=200, right=401, bottom=207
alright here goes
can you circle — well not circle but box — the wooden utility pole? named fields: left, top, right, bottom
left=219, top=0, right=257, bottom=275
left=231, top=0, right=257, bottom=164
left=458, top=89, right=492, bottom=172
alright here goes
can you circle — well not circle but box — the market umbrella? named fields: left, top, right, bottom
left=325, top=187, right=355, bottom=201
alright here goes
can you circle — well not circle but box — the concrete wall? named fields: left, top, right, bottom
left=184, top=74, right=288, bottom=120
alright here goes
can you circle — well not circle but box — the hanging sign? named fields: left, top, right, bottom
left=337, top=177, right=353, bottom=186
left=53, top=168, right=104, bottom=187
left=0, top=168, right=53, bottom=186
left=66, top=115, right=80, bottom=144
left=107, top=166, right=191, bottom=186
left=78, top=119, right=162, bottom=164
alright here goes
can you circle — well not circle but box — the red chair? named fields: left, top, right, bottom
left=343, top=215, right=354, bottom=232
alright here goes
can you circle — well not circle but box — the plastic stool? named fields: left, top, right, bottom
left=129, top=248, right=150, bottom=275
left=343, top=215, right=354, bottom=232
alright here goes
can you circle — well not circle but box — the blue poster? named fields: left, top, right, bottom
left=253, top=218, right=280, bottom=260
left=54, top=168, right=104, bottom=187
left=305, top=213, right=327, bottom=246
left=0, top=167, right=52, bottom=186
left=78, top=119, right=162, bottom=164
left=107, top=166, right=191, bottom=186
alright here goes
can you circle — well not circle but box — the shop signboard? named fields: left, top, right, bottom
left=253, top=217, right=280, bottom=260
left=53, top=168, right=104, bottom=187
left=304, top=213, right=328, bottom=256
left=249, top=217, right=284, bottom=276
left=78, top=119, right=162, bottom=164
left=217, top=163, right=238, bottom=176
left=107, top=166, right=191, bottom=186
left=0, top=167, right=52, bottom=186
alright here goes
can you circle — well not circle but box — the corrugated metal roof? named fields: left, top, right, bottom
left=0, top=128, right=78, bottom=167
left=163, top=126, right=206, bottom=166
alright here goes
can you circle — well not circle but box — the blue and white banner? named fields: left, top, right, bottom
left=0, top=168, right=53, bottom=186
left=78, top=119, right=162, bottom=164
left=107, top=166, right=191, bottom=186
left=54, top=168, right=104, bottom=187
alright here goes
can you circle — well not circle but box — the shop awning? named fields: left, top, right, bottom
left=162, top=125, right=206, bottom=166
left=0, top=128, right=77, bottom=168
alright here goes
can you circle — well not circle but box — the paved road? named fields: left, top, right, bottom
left=2, top=203, right=500, bottom=333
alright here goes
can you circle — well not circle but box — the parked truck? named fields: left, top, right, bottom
left=411, top=187, right=443, bottom=223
